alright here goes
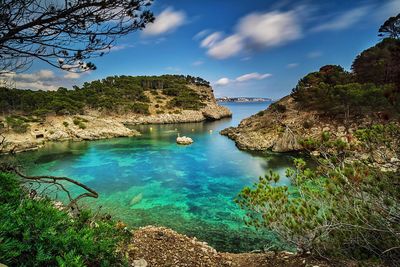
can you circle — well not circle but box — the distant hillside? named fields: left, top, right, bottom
left=0, top=75, right=212, bottom=116
left=217, top=97, right=272, bottom=103
left=0, top=75, right=232, bottom=153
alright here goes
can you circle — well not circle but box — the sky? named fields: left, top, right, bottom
left=3, top=0, right=400, bottom=99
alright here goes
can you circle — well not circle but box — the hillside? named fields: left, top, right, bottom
left=0, top=75, right=231, bottom=153
left=221, top=37, right=400, bottom=155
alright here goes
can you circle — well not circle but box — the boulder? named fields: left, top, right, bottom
left=176, top=136, right=193, bottom=145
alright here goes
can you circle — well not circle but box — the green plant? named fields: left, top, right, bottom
left=63, top=121, right=69, bottom=127
left=237, top=124, right=400, bottom=263
left=78, top=122, right=86, bottom=129
left=0, top=172, right=131, bottom=266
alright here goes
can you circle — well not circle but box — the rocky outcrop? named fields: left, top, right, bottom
left=1, top=85, right=231, bottom=154
left=176, top=136, right=193, bottom=145
left=221, top=96, right=391, bottom=153
left=1, top=116, right=141, bottom=153
left=127, top=226, right=332, bottom=267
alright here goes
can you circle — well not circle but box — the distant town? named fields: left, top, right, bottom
left=216, top=97, right=273, bottom=103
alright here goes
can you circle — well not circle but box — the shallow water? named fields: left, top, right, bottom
left=16, top=102, right=298, bottom=252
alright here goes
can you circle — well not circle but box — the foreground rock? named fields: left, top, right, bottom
left=127, top=226, right=333, bottom=267
left=176, top=136, right=193, bottom=145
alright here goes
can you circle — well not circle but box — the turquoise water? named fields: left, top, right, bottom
left=15, top=102, right=298, bottom=252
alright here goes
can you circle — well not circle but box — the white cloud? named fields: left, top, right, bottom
left=64, top=72, right=81, bottom=79
left=193, top=30, right=210, bottom=40
left=215, top=72, right=272, bottom=86
left=236, top=72, right=272, bottom=82
left=312, top=6, right=370, bottom=32
left=143, top=8, right=186, bottom=36
left=287, top=63, right=299, bottom=68
left=237, top=11, right=302, bottom=47
left=308, top=51, right=322, bottom=58
left=375, top=0, right=400, bottom=21
left=192, top=60, right=204, bottom=66
left=0, top=69, right=85, bottom=91
left=215, top=77, right=231, bottom=86
left=207, top=34, right=244, bottom=59
left=200, top=10, right=302, bottom=59
left=201, top=32, right=223, bottom=48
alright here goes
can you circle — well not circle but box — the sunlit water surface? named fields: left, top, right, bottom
left=16, top=102, right=298, bottom=252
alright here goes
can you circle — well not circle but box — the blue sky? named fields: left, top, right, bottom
left=7, top=0, right=400, bottom=99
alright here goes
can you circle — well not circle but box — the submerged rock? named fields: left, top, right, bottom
left=130, top=193, right=143, bottom=206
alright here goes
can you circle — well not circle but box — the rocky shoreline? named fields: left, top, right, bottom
left=1, top=103, right=231, bottom=154
left=127, top=226, right=333, bottom=267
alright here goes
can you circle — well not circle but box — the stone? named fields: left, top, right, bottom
left=133, top=258, right=148, bottom=267
left=176, top=136, right=193, bottom=145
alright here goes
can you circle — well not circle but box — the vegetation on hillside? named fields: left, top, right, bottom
left=0, top=75, right=210, bottom=117
left=238, top=14, right=400, bottom=265
left=237, top=123, right=400, bottom=264
left=291, top=16, right=400, bottom=121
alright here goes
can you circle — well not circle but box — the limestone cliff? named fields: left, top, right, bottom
left=1, top=84, right=231, bottom=153
left=220, top=95, right=391, bottom=152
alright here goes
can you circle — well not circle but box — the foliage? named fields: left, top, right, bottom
left=0, top=0, right=154, bottom=72
left=352, top=38, right=400, bottom=88
left=0, top=172, right=131, bottom=267
left=0, top=75, right=208, bottom=116
left=378, top=13, right=400, bottom=39
left=269, top=103, right=287, bottom=113
left=291, top=65, right=397, bottom=119
left=5, top=115, right=30, bottom=133
left=237, top=125, right=400, bottom=264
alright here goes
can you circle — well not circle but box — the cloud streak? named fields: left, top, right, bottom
left=199, top=9, right=303, bottom=59
left=0, top=69, right=85, bottom=91
left=215, top=72, right=272, bottom=86
left=311, top=6, right=370, bottom=32
left=143, top=7, right=186, bottom=36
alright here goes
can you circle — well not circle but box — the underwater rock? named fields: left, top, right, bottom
left=130, top=193, right=143, bottom=206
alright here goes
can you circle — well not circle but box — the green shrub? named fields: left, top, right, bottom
left=237, top=124, right=400, bottom=263
left=302, top=120, right=313, bottom=129
left=270, top=103, right=286, bottom=113
left=0, top=173, right=131, bottom=266
left=78, top=122, right=86, bottom=129
left=63, top=121, right=69, bottom=127
left=5, top=116, right=29, bottom=133
left=131, top=103, right=149, bottom=115
left=73, top=118, right=80, bottom=126
left=256, top=110, right=265, bottom=117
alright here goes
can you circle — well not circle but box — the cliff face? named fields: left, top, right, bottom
left=1, top=85, right=231, bottom=154
left=220, top=96, right=389, bottom=152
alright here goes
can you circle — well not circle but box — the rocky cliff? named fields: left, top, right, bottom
left=220, top=95, right=392, bottom=153
left=1, top=85, right=231, bottom=154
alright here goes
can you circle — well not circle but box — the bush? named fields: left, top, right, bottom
left=5, top=116, right=29, bottom=133
left=63, top=121, right=69, bottom=127
left=256, top=110, right=265, bottom=117
left=78, top=122, right=86, bottom=129
left=0, top=173, right=131, bottom=266
left=131, top=103, right=149, bottom=115
left=302, top=120, right=313, bottom=129
left=237, top=124, right=400, bottom=263
left=270, top=103, right=286, bottom=113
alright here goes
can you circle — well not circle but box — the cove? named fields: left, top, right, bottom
left=14, top=102, right=297, bottom=252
